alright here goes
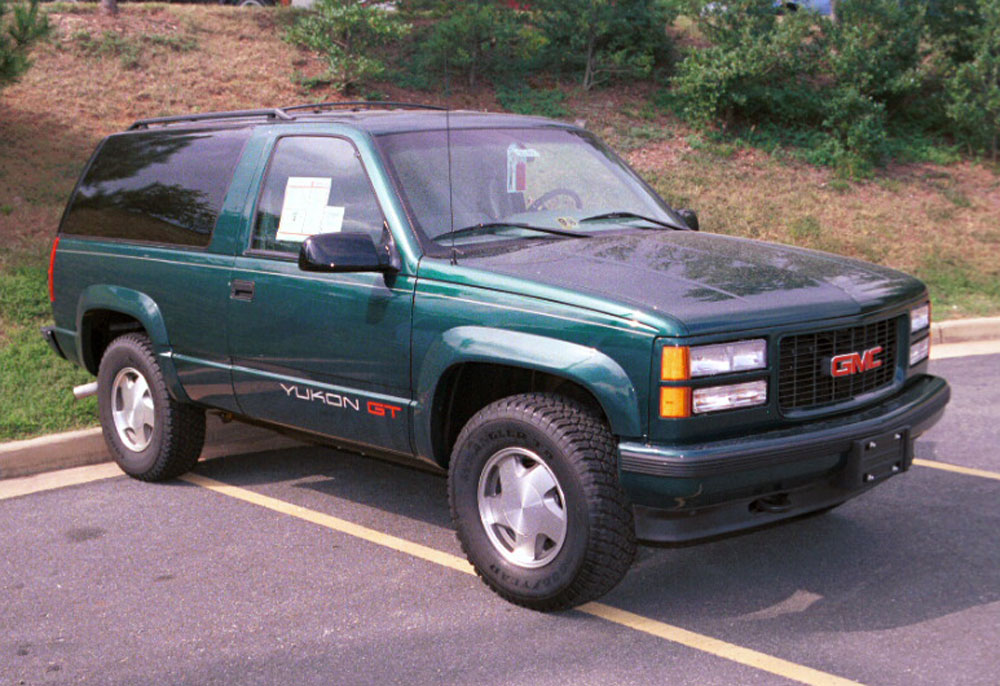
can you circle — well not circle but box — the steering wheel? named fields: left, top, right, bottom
left=527, top=188, right=583, bottom=212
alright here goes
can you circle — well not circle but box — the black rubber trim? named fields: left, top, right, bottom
left=620, top=375, right=950, bottom=478
left=633, top=481, right=853, bottom=544
left=40, top=326, right=66, bottom=360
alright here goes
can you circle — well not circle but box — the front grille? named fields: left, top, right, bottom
left=778, top=318, right=899, bottom=412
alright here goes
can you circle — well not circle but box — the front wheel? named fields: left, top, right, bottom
left=98, top=334, right=205, bottom=481
left=448, top=393, right=636, bottom=610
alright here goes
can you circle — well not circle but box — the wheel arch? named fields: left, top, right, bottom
left=74, top=285, right=189, bottom=402
left=414, top=326, right=643, bottom=467
left=75, top=285, right=170, bottom=374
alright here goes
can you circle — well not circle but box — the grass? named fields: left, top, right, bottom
left=494, top=85, right=569, bottom=119
left=0, top=4, right=998, bottom=440
left=0, top=251, right=97, bottom=440
left=71, top=28, right=198, bottom=69
left=916, top=253, right=1000, bottom=318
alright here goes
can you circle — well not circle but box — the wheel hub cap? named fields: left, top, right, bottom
left=111, top=367, right=155, bottom=452
left=477, top=447, right=567, bottom=569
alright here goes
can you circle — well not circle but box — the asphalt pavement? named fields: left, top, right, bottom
left=2, top=353, right=998, bottom=686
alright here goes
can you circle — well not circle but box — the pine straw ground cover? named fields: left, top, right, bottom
left=0, top=4, right=998, bottom=439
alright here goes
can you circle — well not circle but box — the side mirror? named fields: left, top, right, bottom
left=677, top=209, right=699, bottom=232
left=299, top=232, right=397, bottom=273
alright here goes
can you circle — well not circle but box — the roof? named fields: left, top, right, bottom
left=126, top=102, right=574, bottom=135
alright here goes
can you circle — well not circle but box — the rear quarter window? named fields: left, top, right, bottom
left=60, top=128, right=252, bottom=248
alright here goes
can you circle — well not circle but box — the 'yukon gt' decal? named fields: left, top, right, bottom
left=279, top=383, right=401, bottom=418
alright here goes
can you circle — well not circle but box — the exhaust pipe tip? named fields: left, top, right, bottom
left=73, top=381, right=98, bottom=400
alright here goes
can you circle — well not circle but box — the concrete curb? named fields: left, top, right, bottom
left=931, top=317, right=1000, bottom=345
left=0, top=415, right=302, bottom=480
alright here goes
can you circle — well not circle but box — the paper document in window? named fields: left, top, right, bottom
left=276, top=177, right=333, bottom=242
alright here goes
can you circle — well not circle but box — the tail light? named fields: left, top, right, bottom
left=48, top=236, right=60, bottom=302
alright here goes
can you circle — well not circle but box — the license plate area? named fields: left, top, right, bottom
left=837, top=428, right=912, bottom=489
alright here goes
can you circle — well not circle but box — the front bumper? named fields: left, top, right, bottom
left=619, top=374, right=950, bottom=543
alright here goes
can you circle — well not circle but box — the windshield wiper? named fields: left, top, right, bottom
left=579, top=211, right=686, bottom=231
left=435, top=222, right=590, bottom=241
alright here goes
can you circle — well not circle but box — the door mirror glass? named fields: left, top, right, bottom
left=299, top=232, right=396, bottom=273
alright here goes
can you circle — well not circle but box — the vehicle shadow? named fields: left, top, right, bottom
left=191, top=443, right=1000, bottom=635
left=193, top=444, right=452, bottom=530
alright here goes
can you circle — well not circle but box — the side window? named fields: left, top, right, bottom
left=60, top=128, right=251, bottom=247
left=251, top=136, right=385, bottom=254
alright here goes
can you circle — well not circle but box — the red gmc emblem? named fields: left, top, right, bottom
left=830, top=346, right=883, bottom=377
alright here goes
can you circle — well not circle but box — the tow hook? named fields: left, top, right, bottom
left=73, top=382, right=98, bottom=400
left=751, top=493, right=792, bottom=514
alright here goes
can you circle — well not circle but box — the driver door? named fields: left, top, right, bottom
left=226, top=135, right=414, bottom=454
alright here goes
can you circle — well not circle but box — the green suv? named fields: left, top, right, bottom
left=43, top=103, right=950, bottom=610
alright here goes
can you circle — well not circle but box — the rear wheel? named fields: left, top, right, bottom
left=98, top=334, right=205, bottom=481
left=449, top=393, right=636, bottom=610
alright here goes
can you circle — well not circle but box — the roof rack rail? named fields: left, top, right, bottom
left=282, top=101, right=447, bottom=114
left=128, top=108, right=292, bottom=131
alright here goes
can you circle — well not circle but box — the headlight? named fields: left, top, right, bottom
left=659, top=339, right=769, bottom=418
left=661, top=339, right=767, bottom=380
left=910, top=336, right=930, bottom=366
left=692, top=380, right=768, bottom=414
left=689, top=339, right=767, bottom=378
left=910, top=303, right=930, bottom=333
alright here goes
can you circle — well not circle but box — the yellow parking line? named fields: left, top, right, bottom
left=181, top=472, right=862, bottom=686
left=0, top=462, right=123, bottom=501
left=581, top=603, right=860, bottom=686
left=180, top=472, right=474, bottom=575
left=914, top=458, right=1000, bottom=481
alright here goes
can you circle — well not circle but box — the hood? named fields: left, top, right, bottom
left=460, top=231, right=926, bottom=336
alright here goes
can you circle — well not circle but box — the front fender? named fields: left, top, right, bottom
left=414, top=326, right=643, bottom=460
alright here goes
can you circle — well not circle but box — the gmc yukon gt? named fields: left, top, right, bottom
left=43, top=104, right=950, bottom=609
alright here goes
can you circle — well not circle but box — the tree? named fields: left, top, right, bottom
left=422, top=2, right=538, bottom=88
left=944, top=0, right=1000, bottom=161
left=536, top=0, right=675, bottom=91
left=100, top=0, right=118, bottom=18
left=285, top=0, right=410, bottom=94
left=0, top=0, right=49, bottom=89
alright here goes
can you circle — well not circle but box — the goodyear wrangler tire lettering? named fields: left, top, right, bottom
left=448, top=392, right=636, bottom=611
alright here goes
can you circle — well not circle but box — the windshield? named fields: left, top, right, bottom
left=374, top=127, right=683, bottom=250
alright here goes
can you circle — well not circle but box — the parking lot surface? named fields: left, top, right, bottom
left=2, top=354, right=998, bottom=686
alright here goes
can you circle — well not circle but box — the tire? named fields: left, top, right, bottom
left=97, top=334, right=205, bottom=482
left=448, top=393, right=636, bottom=610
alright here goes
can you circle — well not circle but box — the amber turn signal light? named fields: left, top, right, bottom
left=661, top=346, right=690, bottom=381
left=659, top=387, right=691, bottom=418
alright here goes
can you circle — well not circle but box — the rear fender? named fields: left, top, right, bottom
left=75, top=285, right=188, bottom=402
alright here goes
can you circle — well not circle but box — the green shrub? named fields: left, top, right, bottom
left=827, top=0, right=927, bottom=114
left=924, top=0, right=983, bottom=65
left=670, top=0, right=948, bottom=176
left=535, top=0, right=675, bottom=90
left=420, top=2, right=542, bottom=88
left=285, top=0, right=411, bottom=93
left=943, top=0, right=1000, bottom=161
left=670, top=2, right=824, bottom=128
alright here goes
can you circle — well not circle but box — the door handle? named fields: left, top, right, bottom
left=230, top=279, right=255, bottom=302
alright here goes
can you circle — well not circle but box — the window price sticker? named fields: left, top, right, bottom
left=276, top=177, right=333, bottom=242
